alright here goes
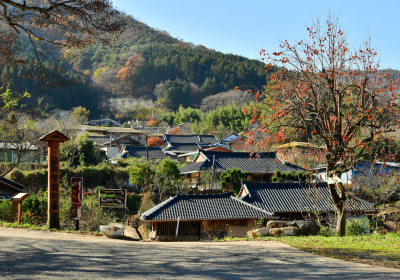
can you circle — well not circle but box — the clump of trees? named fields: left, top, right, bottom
left=220, top=168, right=248, bottom=195
left=60, top=132, right=107, bottom=168
left=159, top=103, right=256, bottom=137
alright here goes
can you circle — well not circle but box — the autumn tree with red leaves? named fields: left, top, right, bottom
left=245, top=14, right=400, bottom=236
left=116, top=53, right=144, bottom=92
left=147, top=136, right=164, bottom=147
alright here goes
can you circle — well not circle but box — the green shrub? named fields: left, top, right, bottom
left=319, top=225, right=334, bottom=236
left=21, top=193, right=47, bottom=225
left=0, top=198, right=13, bottom=222
left=127, top=194, right=142, bottom=212
left=346, top=217, right=370, bottom=236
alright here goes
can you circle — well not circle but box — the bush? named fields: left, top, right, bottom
left=0, top=198, right=13, bottom=222
left=127, top=194, right=142, bottom=212
left=138, top=192, right=156, bottom=213
left=319, top=225, right=334, bottom=236
left=346, top=217, right=370, bottom=236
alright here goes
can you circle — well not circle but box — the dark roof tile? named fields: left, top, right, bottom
left=122, top=147, right=173, bottom=160
left=179, top=150, right=304, bottom=174
left=140, top=192, right=276, bottom=221
left=240, top=181, right=375, bottom=212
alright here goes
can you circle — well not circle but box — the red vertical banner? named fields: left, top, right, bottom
left=71, top=177, right=83, bottom=207
left=71, top=177, right=83, bottom=220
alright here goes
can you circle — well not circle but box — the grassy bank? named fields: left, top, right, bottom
left=224, top=234, right=400, bottom=269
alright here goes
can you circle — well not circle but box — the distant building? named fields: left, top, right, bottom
left=163, top=134, right=219, bottom=156
left=179, top=150, right=304, bottom=189
left=84, top=117, right=120, bottom=127
left=0, top=142, right=44, bottom=164
left=312, top=162, right=400, bottom=186
left=67, top=125, right=144, bottom=140
left=119, top=146, right=177, bottom=161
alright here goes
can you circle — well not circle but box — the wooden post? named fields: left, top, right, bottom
left=39, top=130, right=69, bottom=229
left=18, top=200, right=22, bottom=225
left=11, top=193, right=30, bottom=225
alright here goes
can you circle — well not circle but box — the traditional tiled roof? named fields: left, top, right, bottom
left=140, top=192, right=277, bottom=221
left=239, top=181, right=375, bottom=213
left=212, top=132, right=238, bottom=145
left=97, top=135, right=142, bottom=147
left=179, top=161, right=206, bottom=174
left=89, top=137, right=111, bottom=145
left=122, top=147, right=172, bottom=160
left=179, top=150, right=304, bottom=174
left=164, top=134, right=218, bottom=145
left=0, top=178, right=26, bottom=200
left=163, top=144, right=200, bottom=154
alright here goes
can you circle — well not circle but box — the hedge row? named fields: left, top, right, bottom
left=9, top=165, right=130, bottom=192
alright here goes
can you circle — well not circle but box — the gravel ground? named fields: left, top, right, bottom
left=1, top=227, right=399, bottom=279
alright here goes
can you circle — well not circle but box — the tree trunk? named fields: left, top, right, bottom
left=326, top=170, right=347, bottom=237
left=335, top=201, right=346, bottom=236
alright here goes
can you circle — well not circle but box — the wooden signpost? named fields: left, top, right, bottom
left=39, top=130, right=69, bottom=229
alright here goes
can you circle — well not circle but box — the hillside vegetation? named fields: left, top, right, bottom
left=1, top=15, right=276, bottom=116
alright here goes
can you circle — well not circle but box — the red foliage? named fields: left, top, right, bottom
left=147, top=117, right=158, bottom=127
left=116, top=53, right=144, bottom=90
left=168, top=127, right=182, bottom=135
left=147, top=136, right=164, bottom=147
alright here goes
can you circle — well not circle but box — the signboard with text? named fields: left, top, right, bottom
left=71, top=177, right=83, bottom=207
left=99, top=189, right=126, bottom=208
left=70, top=177, right=83, bottom=220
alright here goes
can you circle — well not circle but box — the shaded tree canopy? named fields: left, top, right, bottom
left=0, top=0, right=127, bottom=86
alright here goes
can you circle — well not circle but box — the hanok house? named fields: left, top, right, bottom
left=120, top=146, right=177, bottom=161
left=140, top=192, right=278, bottom=241
left=238, top=181, right=375, bottom=221
left=97, top=135, right=142, bottom=160
left=179, top=150, right=304, bottom=189
left=163, top=134, right=219, bottom=157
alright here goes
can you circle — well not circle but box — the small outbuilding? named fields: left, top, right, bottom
left=238, top=181, right=376, bottom=221
left=140, top=192, right=278, bottom=241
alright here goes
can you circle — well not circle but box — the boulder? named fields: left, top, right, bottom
left=269, top=227, right=298, bottom=236
left=247, top=227, right=270, bottom=238
left=267, top=220, right=288, bottom=229
left=287, top=220, right=319, bottom=235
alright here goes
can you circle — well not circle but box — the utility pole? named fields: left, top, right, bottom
left=145, top=134, right=148, bottom=162
left=210, top=154, right=215, bottom=191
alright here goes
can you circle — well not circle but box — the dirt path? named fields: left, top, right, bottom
left=0, top=227, right=399, bottom=279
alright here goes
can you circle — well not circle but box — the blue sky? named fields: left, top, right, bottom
left=112, top=0, right=400, bottom=69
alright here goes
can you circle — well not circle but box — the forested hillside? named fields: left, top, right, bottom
left=1, top=14, right=275, bottom=116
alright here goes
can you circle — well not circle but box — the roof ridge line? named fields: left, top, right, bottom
left=140, top=195, right=177, bottom=220
left=241, top=181, right=251, bottom=199
left=230, top=195, right=275, bottom=216
left=347, top=193, right=375, bottom=207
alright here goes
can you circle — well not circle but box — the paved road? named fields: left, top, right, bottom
left=0, top=227, right=399, bottom=279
